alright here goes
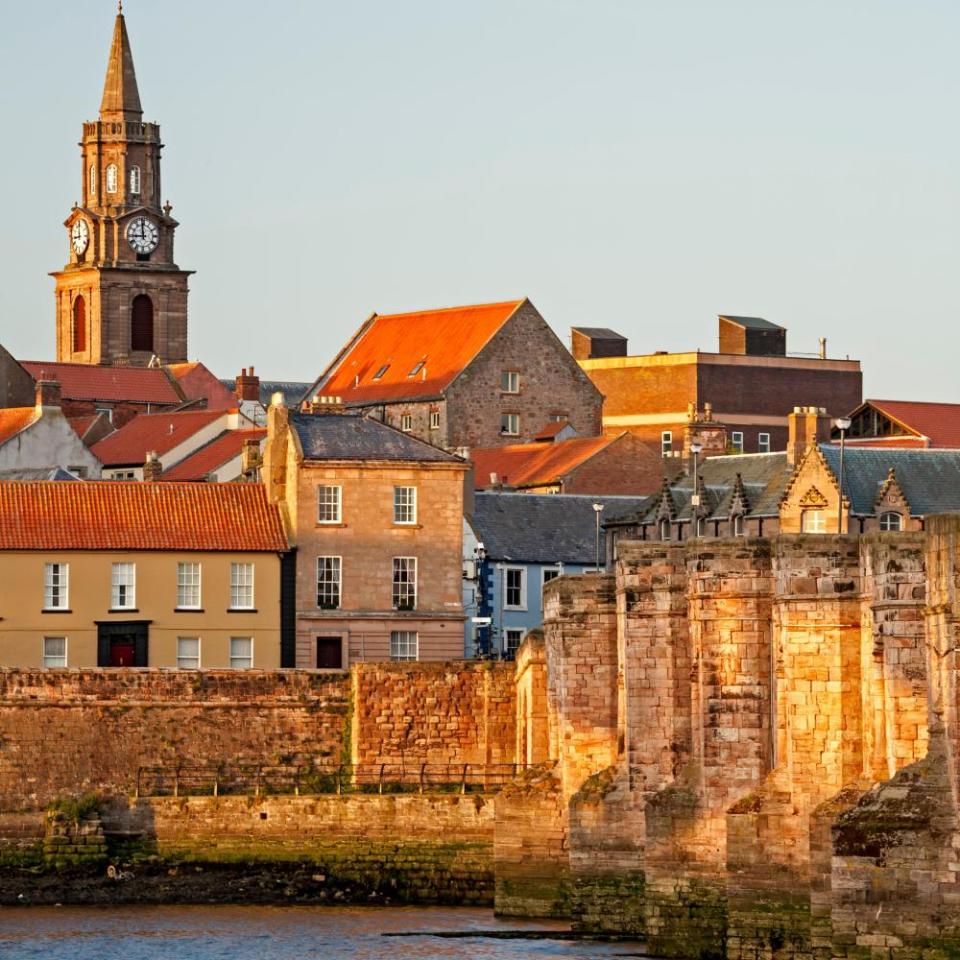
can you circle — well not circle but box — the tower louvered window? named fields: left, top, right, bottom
left=131, top=294, right=154, bottom=352
left=72, top=296, right=86, bottom=353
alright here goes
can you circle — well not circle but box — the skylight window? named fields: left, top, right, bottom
left=373, top=364, right=390, bottom=380
left=408, top=360, right=426, bottom=377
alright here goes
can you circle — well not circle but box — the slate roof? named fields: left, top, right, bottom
left=291, top=413, right=463, bottom=463
left=718, top=315, right=784, bottom=331
left=21, top=362, right=181, bottom=405
left=308, top=299, right=525, bottom=405
left=162, top=429, right=266, bottom=482
left=471, top=436, right=619, bottom=490
left=92, top=409, right=230, bottom=467
left=572, top=327, right=627, bottom=340
left=260, top=381, right=312, bottom=409
left=471, top=493, right=650, bottom=564
left=820, top=445, right=960, bottom=516
left=0, top=468, right=79, bottom=482
left=0, top=482, right=287, bottom=552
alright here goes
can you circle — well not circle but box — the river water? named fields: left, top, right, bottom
left=0, top=905, right=647, bottom=959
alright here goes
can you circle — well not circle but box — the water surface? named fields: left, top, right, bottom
left=0, top=905, right=646, bottom=959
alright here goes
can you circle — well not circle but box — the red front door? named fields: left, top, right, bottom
left=110, top=642, right=135, bottom=667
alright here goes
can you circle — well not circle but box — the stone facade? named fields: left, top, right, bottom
left=507, top=519, right=960, bottom=959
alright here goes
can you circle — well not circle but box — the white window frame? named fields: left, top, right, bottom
left=879, top=511, right=903, bottom=532
left=758, top=432, right=771, bottom=453
left=505, top=628, right=526, bottom=657
left=230, top=562, right=255, bottom=610
left=731, top=431, right=744, bottom=454
left=392, top=557, right=417, bottom=610
left=393, top=486, right=417, bottom=525
left=390, top=630, right=418, bottom=662
left=110, top=470, right=136, bottom=481
left=176, top=562, right=202, bottom=610
left=317, top=556, right=342, bottom=609
left=43, top=636, right=67, bottom=668
left=801, top=508, right=827, bottom=534
left=501, top=413, right=520, bottom=436
left=501, top=371, right=520, bottom=394
left=43, top=563, right=69, bottom=611
left=541, top=567, right=562, bottom=588
left=106, top=163, right=118, bottom=194
left=176, top=636, right=201, bottom=670
left=316, top=485, right=342, bottom=524
left=129, top=165, right=141, bottom=195
left=429, top=411, right=440, bottom=430
left=661, top=431, right=673, bottom=456
left=111, top=562, right=136, bottom=610
left=504, top=566, right=526, bottom=610
left=400, top=414, right=413, bottom=432
left=229, top=636, right=254, bottom=669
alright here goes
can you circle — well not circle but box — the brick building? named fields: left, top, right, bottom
left=305, top=298, right=603, bottom=452
left=575, top=315, right=862, bottom=456
left=51, top=8, right=192, bottom=367
left=263, top=395, right=469, bottom=668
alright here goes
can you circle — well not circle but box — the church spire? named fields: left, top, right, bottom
left=99, top=7, right=142, bottom=121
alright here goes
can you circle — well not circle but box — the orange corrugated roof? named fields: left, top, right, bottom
left=92, top=409, right=229, bottom=466
left=314, top=299, right=525, bottom=404
left=163, top=429, right=266, bottom=482
left=867, top=400, right=960, bottom=449
left=0, top=481, right=288, bottom=552
left=0, top=408, right=38, bottom=446
left=471, top=436, right=616, bottom=490
left=21, top=361, right=181, bottom=404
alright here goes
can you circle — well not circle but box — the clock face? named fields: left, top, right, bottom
left=71, top=219, right=89, bottom=255
left=126, top=217, right=160, bottom=255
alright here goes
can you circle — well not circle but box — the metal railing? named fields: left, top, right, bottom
left=134, top=762, right=526, bottom=799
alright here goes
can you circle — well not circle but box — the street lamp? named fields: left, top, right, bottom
left=689, top=442, right=703, bottom=537
left=833, top=417, right=852, bottom=534
left=592, top=502, right=605, bottom=572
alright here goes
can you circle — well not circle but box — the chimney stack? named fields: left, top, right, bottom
left=143, top=450, right=163, bottom=482
left=787, top=406, right=832, bottom=466
left=241, top=438, right=262, bottom=475
left=309, top=395, right=345, bottom=416
left=35, top=380, right=62, bottom=411
left=235, top=366, right=261, bottom=402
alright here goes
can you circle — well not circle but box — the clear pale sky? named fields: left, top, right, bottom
left=1, top=1, right=957, bottom=399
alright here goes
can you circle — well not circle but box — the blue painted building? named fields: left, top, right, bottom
left=463, top=492, right=648, bottom=658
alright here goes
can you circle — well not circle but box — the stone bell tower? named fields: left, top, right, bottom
left=51, top=5, right=192, bottom=366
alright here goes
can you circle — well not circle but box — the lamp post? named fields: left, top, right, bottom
left=592, top=502, right=605, bottom=572
left=833, top=417, right=851, bottom=534
left=689, top=442, right=703, bottom=536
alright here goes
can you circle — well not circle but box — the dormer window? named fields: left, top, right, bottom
left=879, top=511, right=903, bottom=531
left=373, top=364, right=390, bottom=380
left=408, top=360, right=426, bottom=377
left=89, top=164, right=97, bottom=197
left=130, top=166, right=141, bottom=196
left=659, top=519, right=671, bottom=541
left=106, top=164, right=118, bottom=194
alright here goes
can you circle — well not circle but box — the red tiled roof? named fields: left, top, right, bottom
left=167, top=362, right=238, bottom=411
left=471, top=436, right=617, bottom=490
left=313, top=299, right=525, bottom=404
left=163, top=429, right=266, bottom=482
left=92, top=409, right=229, bottom=466
left=67, top=414, right=99, bottom=440
left=533, top=421, right=570, bottom=441
left=0, top=408, right=37, bottom=446
left=21, top=361, right=181, bottom=405
left=866, top=400, right=960, bottom=449
left=0, top=481, right=288, bottom=552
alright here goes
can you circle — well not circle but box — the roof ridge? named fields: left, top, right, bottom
left=375, top=298, right=525, bottom=320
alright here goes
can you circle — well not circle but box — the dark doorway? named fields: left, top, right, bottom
left=97, top=621, right=150, bottom=668
left=316, top=636, right=343, bottom=670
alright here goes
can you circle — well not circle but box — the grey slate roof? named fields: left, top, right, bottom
left=217, top=380, right=313, bottom=409
left=0, top=468, right=80, bottom=481
left=718, top=315, right=784, bottom=331
left=291, top=413, right=462, bottom=463
left=471, top=493, right=650, bottom=564
left=572, top=327, right=627, bottom=340
left=821, top=445, right=960, bottom=516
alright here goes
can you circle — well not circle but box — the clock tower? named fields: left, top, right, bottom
left=52, top=6, right=192, bottom=366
